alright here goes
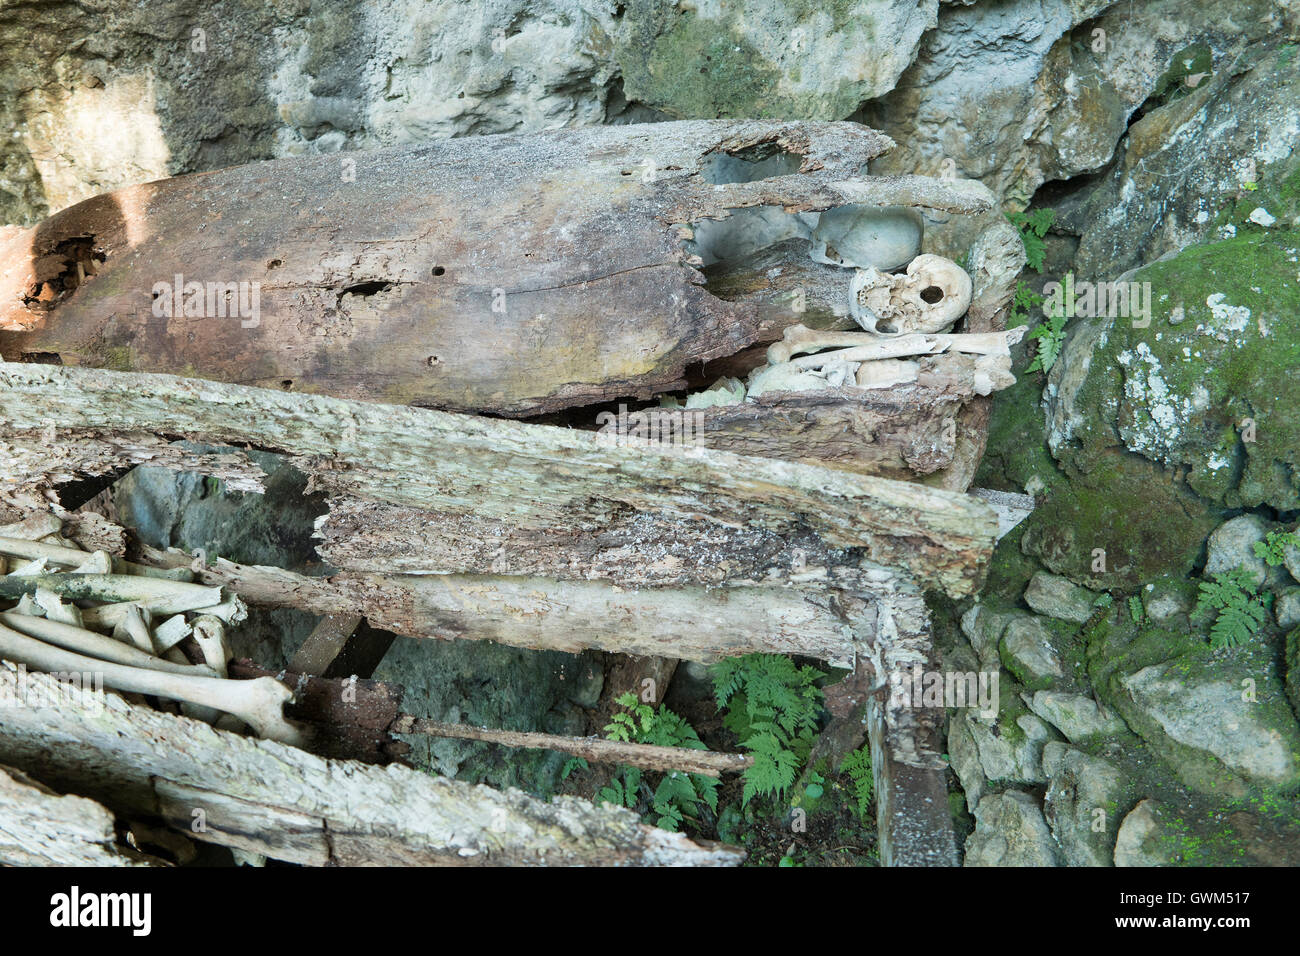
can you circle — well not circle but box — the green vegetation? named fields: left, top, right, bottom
left=1128, top=594, right=1146, bottom=626
left=1025, top=286, right=1069, bottom=374
left=1192, top=567, right=1270, bottom=650
left=1006, top=209, right=1067, bottom=374
left=595, top=692, right=720, bottom=831
left=711, top=654, right=825, bottom=806
left=1254, top=529, right=1300, bottom=568
left=838, top=747, right=874, bottom=824
left=1007, top=208, right=1055, bottom=272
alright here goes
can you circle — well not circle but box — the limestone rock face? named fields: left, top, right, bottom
left=1060, top=32, right=1300, bottom=279
left=1042, top=743, right=1128, bottom=867
left=859, top=0, right=1288, bottom=208
left=964, top=790, right=1063, bottom=866
left=1119, top=660, right=1300, bottom=794
left=614, top=0, right=940, bottom=121
left=0, top=0, right=625, bottom=225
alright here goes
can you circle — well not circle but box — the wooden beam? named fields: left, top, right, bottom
left=0, top=762, right=160, bottom=866
left=0, top=663, right=743, bottom=866
left=0, top=364, right=1000, bottom=597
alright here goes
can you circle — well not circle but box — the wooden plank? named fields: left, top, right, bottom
left=0, top=663, right=743, bottom=866
left=288, top=612, right=364, bottom=676
left=0, top=364, right=1000, bottom=597
left=0, top=762, right=160, bottom=866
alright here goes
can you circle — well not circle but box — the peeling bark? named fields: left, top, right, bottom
left=0, top=364, right=1000, bottom=597
left=180, top=558, right=864, bottom=666
left=0, top=762, right=160, bottom=866
left=0, top=663, right=743, bottom=866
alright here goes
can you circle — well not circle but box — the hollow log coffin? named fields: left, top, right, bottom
left=0, top=121, right=901, bottom=413
left=0, top=121, right=1017, bottom=487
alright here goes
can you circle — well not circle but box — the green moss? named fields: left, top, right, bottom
left=1059, top=229, right=1300, bottom=513
left=1021, top=450, right=1218, bottom=591
left=1286, top=625, right=1300, bottom=720
left=614, top=0, right=884, bottom=119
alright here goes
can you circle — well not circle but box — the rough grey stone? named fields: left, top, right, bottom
left=1000, top=615, right=1066, bottom=688
left=1276, top=587, right=1300, bottom=630
left=1113, top=799, right=1169, bottom=867
left=961, top=710, right=1054, bottom=786
left=1024, top=571, right=1097, bottom=623
left=1027, top=690, right=1127, bottom=744
left=1120, top=661, right=1300, bottom=791
left=1204, top=514, right=1271, bottom=586
left=964, top=790, right=1064, bottom=867
left=1042, top=743, right=1127, bottom=867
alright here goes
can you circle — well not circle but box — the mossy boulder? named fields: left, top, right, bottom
left=613, top=0, right=936, bottom=119
left=1115, top=797, right=1300, bottom=866
left=1087, top=609, right=1300, bottom=797
left=1049, top=229, right=1300, bottom=511
left=1023, top=229, right=1300, bottom=590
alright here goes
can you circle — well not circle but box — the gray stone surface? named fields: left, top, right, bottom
left=1120, top=661, right=1300, bottom=792
left=1000, top=615, right=1066, bottom=689
left=964, top=790, right=1063, bottom=867
left=1042, top=743, right=1127, bottom=867
left=1204, top=514, right=1271, bottom=586
left=1113, top=799, right=1168, bottom=867
left=1024, top=571, right=1097, bottom=623
left=1027, top=690, right=1126, bottom=743
left=1277, top=587, right=1300, bottom=630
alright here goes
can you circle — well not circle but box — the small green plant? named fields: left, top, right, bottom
left=596, top=692, right=719, bottom=831
left=1128, top=595, right=1146, bottom=626
left=1094, top=593, right=1114, bottom=609
left=560, top=756, right=588, bottom=779
left=1008, top=279, right=1044, bottom=327
left=1253, top=529, right=1300, bottom=568
left=1025, top=288, right=1069, bottom=375
left=838, top=747, right=874, bottom=824
left=1007, top=208, right=1055, bottom=273
left=712, top=654, right=825, bottom=807
left=1192, top=567, right=1270, bottom=650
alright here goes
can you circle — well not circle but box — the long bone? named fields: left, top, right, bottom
left=0, top=620, right=304, bottom=746
left=0, top=536, right=194, bottom=581
left=768, top=324, right=1027, bottom=363
left=0, top=574, right=224, bottom=627
left=0, top=612, right=216, bottom=677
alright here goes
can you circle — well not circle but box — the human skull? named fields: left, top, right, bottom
left=848, top=253, right=973, bottom=336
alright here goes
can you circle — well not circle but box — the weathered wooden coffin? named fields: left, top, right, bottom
left=0, top=121, right=1019, bottom=487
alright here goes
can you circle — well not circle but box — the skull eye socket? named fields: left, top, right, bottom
left=920, top=285, right=945, bottom=304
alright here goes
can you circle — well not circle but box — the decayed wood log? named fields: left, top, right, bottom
left=387, top=717, right=752, bottom=778
left=865, top=591, right=959, bottom=867
left=180, top=558, right=864, bottom=666
left=0, top=762, right=160, bottom=866
left=0, top=121, right=994, bottom=417
left=0, top=663, right=743, bottom=866
left=0, top=364, right=999, bottom=598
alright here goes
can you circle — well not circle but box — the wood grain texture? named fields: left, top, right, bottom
left=0, top=762, right=159, bottom=866
left=0, top=663, right=743, bottom=866
left=0, top=121, right=986, bottom=416
left=0, top=363, right=1000, bottom=596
